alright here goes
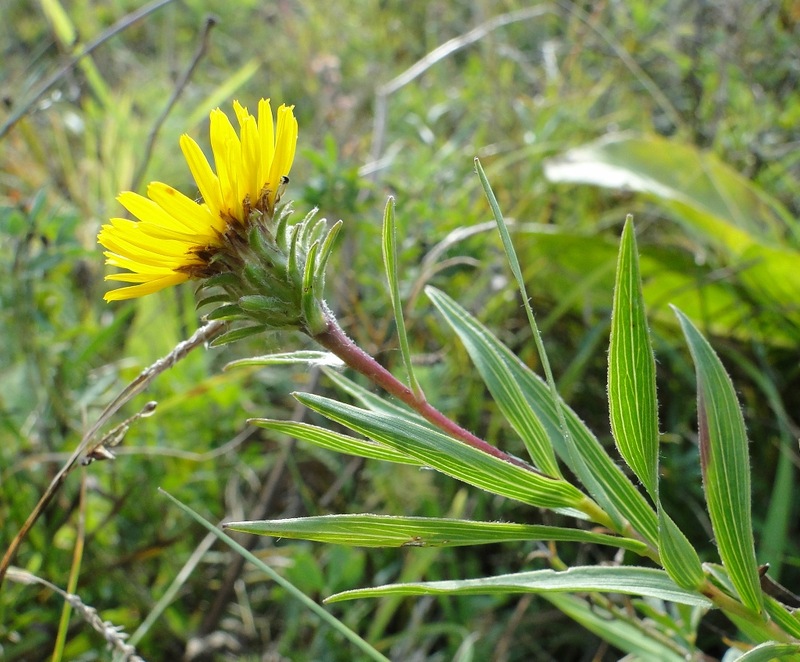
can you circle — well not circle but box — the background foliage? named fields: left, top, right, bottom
left=1, top=0, right=798, bottom=659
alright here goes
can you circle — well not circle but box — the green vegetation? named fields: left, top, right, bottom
left=2, top=1, right=799, bottom=660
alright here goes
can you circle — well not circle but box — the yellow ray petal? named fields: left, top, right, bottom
left=103, top=273, right=189, bottom=301
left=239, top=113, right=260, bottom=205
left=180, top=134, right=224, bottom=216
left=267, top=104, right=297, bottom=205
left=257, top=98, right=275, bottom=186
left=146, top=182, right=222, bottom=236
left=117, top=191, right=197, bottom=234
left=210, top=109, right=241, bottom=216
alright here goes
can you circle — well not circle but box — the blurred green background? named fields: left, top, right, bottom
left=1, top=0, right=799, bottom=659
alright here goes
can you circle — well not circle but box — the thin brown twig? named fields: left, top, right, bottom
left=0, top=0, right=176, bottom=140
left=129, top=15, right=219, bottom=193
left=6, top=567, right=145, bottom=661
left=0, top=319, right=226, bottom=589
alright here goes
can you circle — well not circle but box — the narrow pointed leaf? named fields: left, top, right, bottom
left=225, top=351, right=343, bottom=369
left=325, top=566, right=711, bottom=607
left=608, top=217, right=659, bottom=497
left=206, top=303, right=244, bottom=321
left=427, top=287, right=659, bottom=545
left=209, top=325, right=267, bottom=346
left=473, top=161, right=564, bottom=478
left=224, top=514, right=650, bottom=555
left=295, top=392, right=588, bottom=510
left=249, top=418, right=419, bottom=465
left=313, top=220, right=343, bottom=297
left=301, top=240, right=321, bottom=329
left=674, top=307, right=763, bottom=613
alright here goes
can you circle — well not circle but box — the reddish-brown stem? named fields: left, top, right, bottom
left=312, top=315, right=539, bottom=473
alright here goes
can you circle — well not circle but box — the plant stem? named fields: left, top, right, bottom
left=312, top=313, right=539, bottom=473
left=702, top=581, right=794, bottom=643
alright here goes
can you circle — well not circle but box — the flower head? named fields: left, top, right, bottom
left=98, top=99, right=298, bottom=301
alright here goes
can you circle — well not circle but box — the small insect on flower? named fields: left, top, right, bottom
left=98, top=100, right=298, bottom=301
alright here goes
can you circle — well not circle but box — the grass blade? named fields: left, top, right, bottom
left=381, top=196, right=422, bottom=397
left=159, top=489, right=389, bottom=662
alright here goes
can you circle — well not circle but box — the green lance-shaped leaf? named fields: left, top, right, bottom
left=224, top=514, right=650, bottom=555
left=674, top=307, right=763, bottom=614
left=427, top=287, right=659, bottom=545
left=764, top=595, right=800, bottom=641
left=295, top=392, right=589, bottom=511
left=609, top=219, right=703, bottom=588
left=225, top=350, right=343, bottom=369
left=250, top=419, right=420, bottom=465
left=608, top=216, right=659, bottom=497
left=325, top=566, right=712, bottom=608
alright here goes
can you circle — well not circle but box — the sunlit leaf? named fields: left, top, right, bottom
left=543, top=134, right=794, bottom=245
left=544, top=134, right=800, bottom=336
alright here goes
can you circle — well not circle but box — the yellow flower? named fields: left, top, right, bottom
left=98, top=99, right=298, bottom=301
